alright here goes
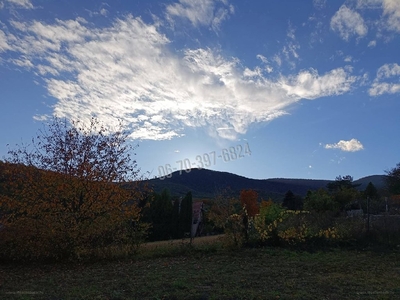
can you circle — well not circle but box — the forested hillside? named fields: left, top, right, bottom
left=145, top=168, right=386, bottom=200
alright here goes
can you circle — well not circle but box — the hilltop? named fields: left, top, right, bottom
left=145, top=168, right=387, bottom=200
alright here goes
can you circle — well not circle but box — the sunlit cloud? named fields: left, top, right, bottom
left=325, top=139, right=364, bottom=152
left=1, top=12, right=358, bottom=141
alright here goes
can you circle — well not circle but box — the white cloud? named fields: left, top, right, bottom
left=100, top=8, right=108, bottom=16
left=356, top=0, right=400, bottom=33
left=274, top=23, right=301, bottom=69
left=368, top=40, right=377, bottom=47
left=166, top=0, right=234, bottom=31
left=283, top=43, right=300, bottom=61
left=273, top=55, right=282, bottom=67
left=376, top=63, right=400, bottom=79
left=8, top=57, right=33, bottom=68
left=325, top=139, right=364, bottom=152
left=1, top=15, right=358, bottom=141
left=369, top=82, right=400, bottom=95
left=256, top=54, right=268, bottom=64
left=4, top=0, right=33, bottom=9
left=354, top=0, right=400, bottom=34
left=369, top=63, right=400, bottom=96
left=33, top=114, right=50, bottom=121
left=287, top=23, right=296, bottom=40
left=255, top=54, right=273, bottom=73
left=313, top=0, right=326, bottom=10
left=355, top=0, right=382, bottom=9
left=330, top=5, right=368, bottom=41
left=243, top=67, right=262, bottom=78
left=265, top=66, right=273, bottom=73
left=0, top=30, right=12, bottom=51
left=280, top=68, right=356, bottom=100
left=382, top=0, right=400, bottom=32
left=344, top=55, right=352, bottom=62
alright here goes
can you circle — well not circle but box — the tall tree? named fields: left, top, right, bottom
left=239, top=189, right=259, bottom=243
left=171, top=195, right=181, bottom=239
left=240, top=189, right=259, bottom=217
left=362, top=182, right=383, bottom=214
left=326, top=175, right=360, bottom=211
left=146, top=189, right=174, bottom=241
left=386, top=162, right=400, bottom=195
left=364, top=182, right=379, bottom=199
left=0, top=117, right=147, bottom=260
left=179, top=192, right=193, bottom=237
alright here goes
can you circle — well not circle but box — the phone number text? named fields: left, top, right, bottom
left=158, top=143, right=251, bottom=180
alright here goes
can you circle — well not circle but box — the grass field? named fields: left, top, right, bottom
left=1, top=236, right=400, bottom=299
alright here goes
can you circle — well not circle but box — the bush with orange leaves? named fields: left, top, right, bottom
left=0, top=118, right=149, bottom=261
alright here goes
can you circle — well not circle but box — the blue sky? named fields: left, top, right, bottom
left=0, top=0, right=399, bottom=181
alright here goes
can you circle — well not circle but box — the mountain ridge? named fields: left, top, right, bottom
left=145, top=168, right=387, bottom=200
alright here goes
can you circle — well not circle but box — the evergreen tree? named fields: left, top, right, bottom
left=364, top=182, right=379, bottom=199
left=179, top=192, right=193, bottom=237
left=171, top=196, right=181, bottom=239
left=148, top=189, right=173, bottom=241
left=362, top=182, right=382, bottom=214
left=282, top=190, right=303, bottom=210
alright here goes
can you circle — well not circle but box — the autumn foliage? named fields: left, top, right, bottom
left=240, top=189, right=259, bottom=217
left=0, top=118, right=148, bottom=261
